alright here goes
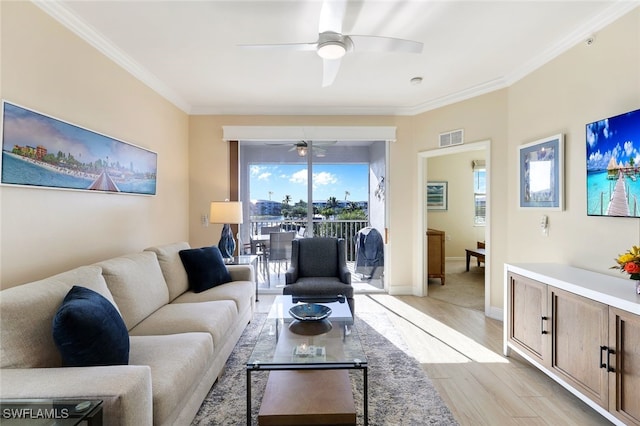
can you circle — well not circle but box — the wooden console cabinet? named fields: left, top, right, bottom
left=426, top=229, right=445, bottom=285
left=505, top=264, right=640, bottom=426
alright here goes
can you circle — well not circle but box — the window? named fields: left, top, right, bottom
left=473, top=161, right=486, bottom=225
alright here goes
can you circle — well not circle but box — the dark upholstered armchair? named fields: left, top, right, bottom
left=284, top=237, right=354, bottom=314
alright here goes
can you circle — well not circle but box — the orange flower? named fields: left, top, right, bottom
left=612, top=245, right=640, bottom=280
left=624, top=262, right=640, bottom=274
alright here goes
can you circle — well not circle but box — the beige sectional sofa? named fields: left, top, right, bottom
left=0, top=242, right=255, bottom=425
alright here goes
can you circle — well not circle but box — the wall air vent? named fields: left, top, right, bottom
left=438, top=129, right=464, bottom=148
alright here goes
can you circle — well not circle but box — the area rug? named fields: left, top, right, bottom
left=192, top=312, right=458, bottom=425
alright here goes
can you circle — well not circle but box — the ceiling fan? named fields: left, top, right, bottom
left=266, top=140, right=336, bottom=157
left=239, top=0, right=423, bottom=87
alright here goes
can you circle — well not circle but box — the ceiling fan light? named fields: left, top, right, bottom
left=297, top=146, right=308, bottom=156
left=317, top=41, right=346, bottom=60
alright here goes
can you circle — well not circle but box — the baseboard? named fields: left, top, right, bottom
left=486, top=306, right=503, bottom=321
left=387, top=285, right=414, bottom=295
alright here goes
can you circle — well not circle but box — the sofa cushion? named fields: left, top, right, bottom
left=128, top=300, right=237, bottom=352
left=52, top=286, right=129, bottom=367
left=96, top=252, right=169, bottom=330
left=172, top=279, right=254, bottom=318
left=178, top=246, right=232, bottom=293
left=129, top=333, right=213, bottom=425
left=144, top=242, right=191, bottom=302
left=0, top=265, right=115, bottom=369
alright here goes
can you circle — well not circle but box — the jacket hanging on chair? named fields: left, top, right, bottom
left=355, top=227, right=384, bottom=278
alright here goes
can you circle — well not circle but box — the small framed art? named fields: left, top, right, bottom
left=518, top=133, right=563, bottom=209
left=427, top=181, right=448, bottom=211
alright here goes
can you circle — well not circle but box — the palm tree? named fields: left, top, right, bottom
left=327, top=196, right=338, bottom=209
left=268, top=191, right=273, bottom=201
left=344, top=190, right=350, bottom=201
left=282, top=195, right=291, bottom=206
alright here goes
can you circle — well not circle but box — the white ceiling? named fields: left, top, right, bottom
left=37, top=1, right=638, bottom=116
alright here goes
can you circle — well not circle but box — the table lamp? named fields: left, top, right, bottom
left=209, top=200, right=243, bottom=260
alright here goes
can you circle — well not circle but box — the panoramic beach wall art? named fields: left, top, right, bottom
left=518, top=134, right=564, bottom=210
left=1, top=101, right=157, bottom=195
left=586, top=107, right=640, bottom=217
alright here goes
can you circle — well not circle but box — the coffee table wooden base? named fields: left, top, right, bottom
left=258, top=370, right=356, bottom=426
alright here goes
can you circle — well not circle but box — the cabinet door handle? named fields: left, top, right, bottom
left=607, top=348, right=615, bottom=373
left=541, top=316, right=548, bottom=335
left=599, top=346, right=608, bottom=369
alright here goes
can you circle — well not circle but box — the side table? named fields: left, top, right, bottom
left=228, top=255, right=259, bottom=301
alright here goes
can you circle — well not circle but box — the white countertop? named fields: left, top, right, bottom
left=505, top=263, right=640, bottom=315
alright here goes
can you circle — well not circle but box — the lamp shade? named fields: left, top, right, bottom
left=209, top=201, right=243, bottom=224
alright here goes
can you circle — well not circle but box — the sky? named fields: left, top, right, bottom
left=586, top=108, right=640, bottom=172
left=250, top=163, right=369, bottom=203
left=3, top=102, right=157, bottom=172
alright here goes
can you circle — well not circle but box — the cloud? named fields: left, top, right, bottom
left=290, top=169, right=307, bottom=184
left=289, top=170, right=338, bottom=188
left=250, top=165, right=271, bottom=181
left=623, top=140, right=634, bottom=157
left=314, top=171, right=338, bottom=186
left=586, top=119, right=611, bottom=149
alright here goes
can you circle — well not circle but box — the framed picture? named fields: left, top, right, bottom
left=427, top=181, right=448, bottom=210
left=1, top=101, right=157, bottom=195
left=518, top=133, right=563, bottom=209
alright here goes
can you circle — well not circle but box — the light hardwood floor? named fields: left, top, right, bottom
left=256, top=294, right=612, bottom=425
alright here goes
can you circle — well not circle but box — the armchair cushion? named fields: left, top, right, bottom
left=295, top=238, right=346, bottom=280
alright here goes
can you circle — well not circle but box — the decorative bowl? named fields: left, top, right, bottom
left=289, top=303, right=332, bottom=321
left=289, top=320, right=332, bottom=336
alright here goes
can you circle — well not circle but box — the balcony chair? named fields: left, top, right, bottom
left=268, top=231, right=295, bottom=277
left=253, top=226, right=281, bottom=276
left=284, top=237, right=354, bottom=314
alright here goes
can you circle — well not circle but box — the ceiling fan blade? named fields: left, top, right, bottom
left=322, top=57, right=342, bottom=87
left=347, top=35, right=423, bottom=54
left=313, top=140, right=337, bottom=146
left=238, top=42, right=317, bottom=52
left=319, top=0, right=347, bottom=34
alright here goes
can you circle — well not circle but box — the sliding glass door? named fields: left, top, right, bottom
left=238, top=140, right=387, bottom=291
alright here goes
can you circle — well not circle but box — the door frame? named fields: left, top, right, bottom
left=417, top=140, right=491, bottom=315
left=227, top=126, right=394, bottom=292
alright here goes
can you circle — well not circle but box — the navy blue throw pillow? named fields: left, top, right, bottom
left=179, top=246, right=232, bottom=293
left=52, top=286, right=129, bottom=367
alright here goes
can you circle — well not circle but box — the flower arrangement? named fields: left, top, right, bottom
left=612, top=245, right=640, bottom=280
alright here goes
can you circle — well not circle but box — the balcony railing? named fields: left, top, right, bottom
left=248, top=219, right=369, bottom=261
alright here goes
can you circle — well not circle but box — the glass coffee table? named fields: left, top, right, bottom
left=246, top=295, right=368, bottom=425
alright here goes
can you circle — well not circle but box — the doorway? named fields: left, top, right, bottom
left=237, top=139, right=389, bottom=294
left=417, top=140, right=491, bottom=315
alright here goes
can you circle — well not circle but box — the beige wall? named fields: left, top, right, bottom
left=2, top=2, right=638, bottom=315
left=187, top=8, right=639, bottom=313
left=0, top=2, right=190, bottom=288
left=507, top=9, right=640, bottom=275
left=187, top=115, right=418, bottom=293
left=427, top=149, right=487, bottom=255
left=414, top=90, right=509, bottom=310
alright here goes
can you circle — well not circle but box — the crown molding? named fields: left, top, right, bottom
left=222, top=125, right=397, bottom=142
left=32, top=1, right=639, bottom=117
left=504, top=1, right=640, bottom=86
left=32, top=0, right=191, bottom=114
left=404, top=78, right=509, bottom=116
